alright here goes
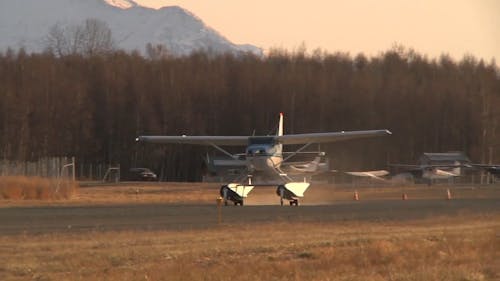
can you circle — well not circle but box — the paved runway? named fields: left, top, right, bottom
left=1, top=199, right=499, bottom=235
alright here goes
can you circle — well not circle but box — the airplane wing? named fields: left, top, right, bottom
left=276, top=130, right=391, bottom=145
left=137, top=129, right=391, bottom=146
left=136, top=136, right=249, bottom=146
left=345, top=170, right=389, bottom=181
left=471, top=164, right=500, bottom=176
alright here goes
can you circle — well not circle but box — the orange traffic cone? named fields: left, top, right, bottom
left=446, top=188, right=452, bottom=200
left=402, top=193, right=408, bottom=200
left=353, top=190, right=359, bottom=201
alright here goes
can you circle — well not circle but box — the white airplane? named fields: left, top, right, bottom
left=469, top=163, right=500, bottom=183
left=136, top=113, right=391, bottom=206
left=344, top=170, right=390, bottom=181
left=288, top=156, right=329, bottom=174
left=389, top=162, right=463, bottom=185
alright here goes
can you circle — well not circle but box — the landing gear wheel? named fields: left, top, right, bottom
left=290, top=199, right=299, bottom=206
left=277, top=185, right=285, bottom=206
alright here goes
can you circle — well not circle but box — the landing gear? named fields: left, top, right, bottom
left=219, top=185, right=246, bottom=206
left=276, top=185, right=299, bottom=206
left=277, top=185, right=285, bottom=206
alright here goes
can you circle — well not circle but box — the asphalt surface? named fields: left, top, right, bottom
left=1, top=199, right=499, bottom=235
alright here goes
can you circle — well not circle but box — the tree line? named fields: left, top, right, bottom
left=0, top=46, right=498, bottom=181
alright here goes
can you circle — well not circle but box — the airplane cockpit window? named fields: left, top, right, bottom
left=246, top=146, right=271, bottom=156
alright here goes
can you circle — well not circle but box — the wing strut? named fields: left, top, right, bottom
left=209, top=142, right=240, bottom=160
left=281, top=142, right=314, bottom=163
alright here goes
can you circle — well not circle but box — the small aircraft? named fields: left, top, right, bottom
left=136, top=113, right=391, bottom=206
left=344, top=170, right=390, bottom=181
left=288, top=156, right=329, bottom=174
left=389, top=162, right=463, bottom=185
left=469, top=164, right=500, bottom=183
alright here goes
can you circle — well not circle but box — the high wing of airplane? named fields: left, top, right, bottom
left=137, top=113, right=391, bottom=206
left=137, top=130, right=391, bottom=146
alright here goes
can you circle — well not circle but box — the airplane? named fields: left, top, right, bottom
left=204, top=154, right=329, bottom=181
left=389, top=162, right=463, bottom=185
left=469, top=164, right=500, bottom=183
left=344, top=170, right=390, bottom=181
left=288, top=156, right=329, bottom=174
left=136, top=113, right=391, bottom=206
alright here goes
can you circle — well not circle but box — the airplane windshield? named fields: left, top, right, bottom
left=246, top=144, right=276, bottom=156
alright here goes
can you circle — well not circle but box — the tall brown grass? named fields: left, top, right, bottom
left=0, top=218, right=497, bottom=281
left=0, top=176, right=77, bottom=200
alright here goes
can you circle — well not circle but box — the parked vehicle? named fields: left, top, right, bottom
left=128, top=168, right=157, bottom=181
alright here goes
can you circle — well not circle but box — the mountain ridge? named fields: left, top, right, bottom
left=0, top=0, right=262, bottom=56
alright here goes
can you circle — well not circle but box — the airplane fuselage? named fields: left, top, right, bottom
left=245, top=136, right=283, bottom=173
left=245, top=142, right=283, bottom=172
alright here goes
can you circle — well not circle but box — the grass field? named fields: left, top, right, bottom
left=1, top=181, right=499, bottom=207
left=0, top=215, right=498, bottom=281
left=0, top=181, right=498, bottom=280
left=0, top=176, right=77, bottom=201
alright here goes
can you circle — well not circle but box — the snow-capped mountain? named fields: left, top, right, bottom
left=0, top=0, right=262, bottom=56
left=104, top=0, right=137, bottom=9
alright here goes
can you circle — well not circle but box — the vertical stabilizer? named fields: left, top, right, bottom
left=278, top=112, right=284, bottom=136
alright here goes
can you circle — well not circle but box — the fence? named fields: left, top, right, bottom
left=0, top=157, right=74, bottom=179
left=0, top=157, right=121, bottom=182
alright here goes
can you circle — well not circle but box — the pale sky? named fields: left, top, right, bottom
left=135, top=0, right=499, bottom=62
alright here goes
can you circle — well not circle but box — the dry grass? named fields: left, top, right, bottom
left=0, top=176, right=78, bottom=200
left=1, top=181, right=499, bottom=207
left=0, top=215, right=498, bottom=281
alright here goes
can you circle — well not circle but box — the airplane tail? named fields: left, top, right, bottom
left=276, top=112, right=284, bottom=155
left=309, top=156, right=321, bottom=170
left=278, top=112, right=284, bottom=136
left=451, top=162, right=461, bottom=176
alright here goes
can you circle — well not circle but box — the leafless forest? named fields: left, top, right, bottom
left=0, top=47, right=498, bottom=180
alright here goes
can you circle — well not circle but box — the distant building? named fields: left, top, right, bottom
left=418, top=152, right=471, bottom=166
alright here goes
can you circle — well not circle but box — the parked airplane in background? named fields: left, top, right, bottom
left=389, top=162, right=463, bottom=185
left=288, top=156, right=329, bottom=174
left=470, top=164, right=500, bottom=182
left=137, top=113, right=391, bottom=206
left=344, top=170, right=390, bottom=181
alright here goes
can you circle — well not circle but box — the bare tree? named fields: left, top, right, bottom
left=145, top=43, right=170, bottom=60
left=81, top=19, right=115, bottom=56
left=45, top=18, right=115, bottom=57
